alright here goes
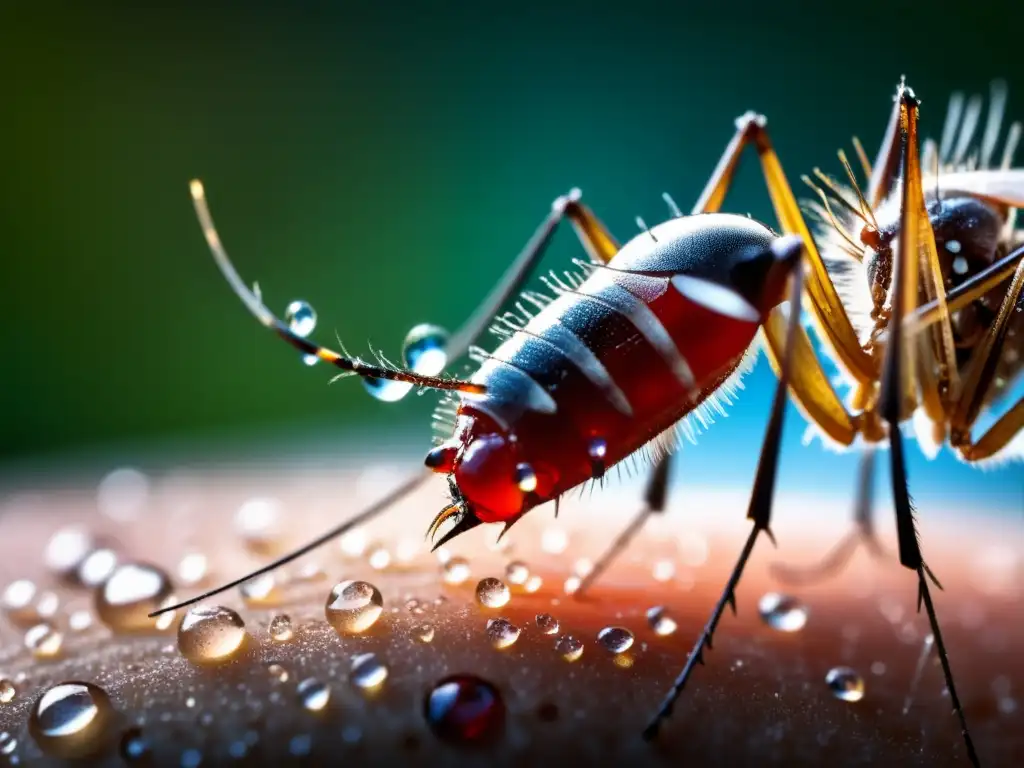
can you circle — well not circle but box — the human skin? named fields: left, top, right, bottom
left=0, top=463, right=1020, bottom=767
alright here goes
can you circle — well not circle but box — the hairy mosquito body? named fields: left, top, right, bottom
left=155, top=79, right=1024, bottom=767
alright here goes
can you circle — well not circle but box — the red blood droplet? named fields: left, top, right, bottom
left=424, top=674, right=505, bottom=743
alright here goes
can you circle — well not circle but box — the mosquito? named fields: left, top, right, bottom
left=153, top=79, right=1024, bottom=767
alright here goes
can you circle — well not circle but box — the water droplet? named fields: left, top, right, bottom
left=177, top=605, right=247, bottom=664
left=29, top=681, right=114, bottom=759
left=587, top=437, right=608, bottom=461
left=758, top=592, right=809, bottom=632
left=234, top=497, right=283, bottom=552
left=412, top=624, right=435, bottom=643
left=43, top=527, right=94, bottom=580
left=555, top=635, right=584, bottom=662
left=395, top=537, right=421, bottom=564
left=367, top=545, right=391, bottom=570
left=239, top=573, right=282, bottom=606
left=176, top=552, right=208, bottom=586
left=363, top=376, right=414, bottom=402
left=535, top=613, right=559, bottom=634
left=424, top=675, right=505, bottom=743
left=325, top=580, right=383, bottom=634
left=339, top=528, right=367, bottom=557
left=35, top=591, right=59, bottom=620
left=541, top=527, right=568, bottom=554
left=350, top=653, right=388, bottom=690
left=78, top=549, right=118, bottom=588
left=267, top=663, right=289, bottom=683
left=0, top=732, right=16, bottom=755
left=2, top=579, right=40, bottom=626
left=514, top=464, right=538, bottom=493
left=505, top=561, right=530, bottom=586
left=573, top=558, right=594, bottom=578
left=68, top=610, right=93, bottom=633
left=95, top=563, right=175, bottom=633
left=442, top=556, right=470, bottom=585
left=646, top=606, right=677, bottom=636
left=475, top=577, right=510, bottom=608
left=652, top=559, right=675, bottom=582
left=285, top=300, right=317, bottom=337
left=402, top=323, right=450, bottom=375
left=297, top=678, right=330, bottom=711
left=485, top=618, right=521, bottom=649
left=180, top=748, right=203, bottom=768
left=871, top=661, right=887, bottom=676
left=825, top=666, right=865, bottom=702
left=597, top=626, right=634, bottom=654
left=524, top=574, right=543, bottom=593
left=119, top=727, right=150, bottom=762
left=25, top=623, right=63, bottom=659
left=97, top=467, right=150, bottom=522
left=268, top=614, right=293, bottom=642
left=0, top=679, right=15, bottom=704
left=563, top=576, right=581, bottom=595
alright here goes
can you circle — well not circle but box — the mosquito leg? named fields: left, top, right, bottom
left=876, top=85, right=979, bottom=767
left=770, top=447, right=887, bottom=586
left=642, top=247, right=804, bottom=741
left=572, top=452, right=673, bottom=599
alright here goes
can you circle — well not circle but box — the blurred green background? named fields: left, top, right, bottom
left=1, top=2, right=1022, bottom=506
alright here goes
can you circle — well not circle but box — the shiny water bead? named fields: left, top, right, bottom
left=367, top=545, right=391, bottom=570
left=29, top=681, right=114, bottom=759
left=0, top=732, right=16, bottom=755
left=504, top=561, right=530, bottom=586
left=35, top=591, right=60, bottom=620
left=597, top=626, right=634, bottom=654
left=268, top=614, right=294, bottom=642
left=43, top=527, right=95, bottom=580
left=402, top=323, right=450, bottom=375
left=524, top=575, right=543, bottom=593
left=285, top=300, right=317, bottom=337
left=646, top=606, right=678, bottom=636
left=757, top=592, right=809, bottom=633
left=25, top=623, right=64, bottom=659
left=535, top=613, right=559, bottom=635
left=95, top=563, right=175, bottom=633
left=541, top=527, right=569, bottom=554
left=239, top=573, right=283, bottom=606
left=442, top=556, right=471, bottom=585
left=350, top=653, right=388, bottom=690
left=77, top=548, right=118, bottom=589
left=514, top=463, right=538, bottom=493
left=177, top=606, right=248, bottom=665
left=267, top=663, right=290, bottom=683
left=0, top=678, right=16, bottom=704
left=424, top=675, right=505, bottom=744
left=412, top=624, right=435, bottom=643
left=68, top=610, right=94, bottom=633
left=297, top=678, right=331, bottom=711
left=362, top=377, right=414, bottom=402
left=485, top=618, right=521, bottom=649
left=826, top=666, right=865, bottom=702
left=97, top=467, right=150, bottom=522
left=176, top=552, right=209, bottom=587
left=475, top=578, right=510, bottom=608
left=2, top=579, right=41, bottom=626
left=234, top=497, right=283, bottom=552
left=325, top=580, right=383, bottom=634
left=651, top=559, right=676, bottom=582
left=555, top=635, right=584, bottom=662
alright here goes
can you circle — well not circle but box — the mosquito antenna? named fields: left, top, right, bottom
left=636, top=215, right=657, bottom=242
left=190, top=180, right=483, bottom=395
left=662, top=192, right=683, bottom=218
left=802, top=176, right=864, bottom=256
left=149, top=471, right=431, bottom=616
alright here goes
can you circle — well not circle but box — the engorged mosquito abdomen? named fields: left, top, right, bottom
left=431, top=214, right=802, bottom=525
